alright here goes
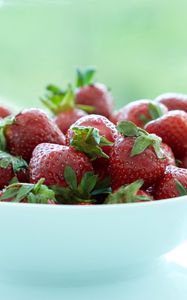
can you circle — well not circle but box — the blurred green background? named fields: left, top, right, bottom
left=0, top=0, right=187, bottom=109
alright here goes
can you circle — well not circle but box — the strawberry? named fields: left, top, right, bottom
left=0, top=106, right=12, bottom=118
left=0, top=150, right=28, bottom=189
left=0, top=178, right=56, bottom=204
left=154, top=165, right=187, bottom=200
left=75, top=68, right=114, bottom=119
left=66, top=114, right=119, bottom=155
left=41, top=84, right=89, bottom=134
left=66, top=114, right=119, bottom=180
left=155, top=92, right=187, bottom=112
left=145, top=110, right=187, bottom=158
left=109, top=121, right=168, bottom=190
left=105, top=180, right=152, bottom=204
left=0, top=109, right=65, bottom=162
left=111, top=100, right=168, bottom=128
left=29, top=143, right=110, bottom=204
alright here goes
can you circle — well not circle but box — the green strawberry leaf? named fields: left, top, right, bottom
left=78, top=172, right=98, bottom=197
left=105, top=180, right=151, bottom=204
left=131, top=136, right=153, bottom=156
left=117, top=121, right=140, bottom=136
left=175, top=179, right=187, bottom=196
left=46, top=84, right=65, bottom=96
left=139, top=114, right=151, bottom=125
left=76, top=104, right=95, bottom=113
left=0, top=179, right=56, bottom=204
left=64, top=166, right=78, bottom=190
left=148, top=102, right=165, bottom=120
left=41, top=84, right=74, bottom=114
left=0, top=151, right=28, bottom=174
left=117, top=121, right=164, bottom=159
left=0, top=116, right=15, bottom=151
left=70, top=126, right=113, bottom=160
left=76, top=67, right=96, bottom=87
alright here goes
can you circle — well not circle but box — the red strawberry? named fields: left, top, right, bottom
left=111, top=100, right=167, bottom=128
left=29, top=143, right=106, bottom=205
left=105, top=180, right=152, bottom=204
left=154, top=165, right=187, bottom=200
left=0, top=109, right=65, bottom=162
left=41, top=84, right=88, bottom=134
left=0, top=151, right=28, bottom=189
left=145, top=110, right=187, bottom=158
left=155, top=92, right=187, bottom=112
left=66, top=114, right=119, bottom=180
left=0, top=106, right=12, bottom=118
left=109, top=121, right=168, bottom=190
left=75, top=68, right=114, bottom=119
left=0, top=178, right=56, bottom=204
left=66, top=114, right=119, bottom=155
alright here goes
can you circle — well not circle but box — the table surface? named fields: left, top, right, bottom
left=0, top=241, right=187, bottom=300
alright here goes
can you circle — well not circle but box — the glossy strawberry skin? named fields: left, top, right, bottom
left=109, top=136, right=168, bottom=190
left=29, top=143, right=93, bottom=187
left=156, top=93, right=187, bottom=112
left=5, top=109, right=65, bottom=162
left=0, top=106, right=12, bottom=118
left=55, top=108, right=87, bottom=134
left=111, top=100, right=168, bottom=128
left=145, top=110, right=187, bottom=158
left=154, top=165, right=187, bottom=200
left=66, top=114, right=119, bottom=156
left=76, top=83, right=113, bottom=119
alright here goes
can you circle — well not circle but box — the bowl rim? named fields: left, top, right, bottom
left=0, top=194, right=186, bottom=211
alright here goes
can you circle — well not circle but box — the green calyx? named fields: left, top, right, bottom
left=175, top=179, right=187, bottom=196
left=70, top=126, right=113, bottom=160
left=0, top=116, right=15, bottom=151
left=41, top=84, right=74, bottom=114
left=117, top=120, right=163, bottom=159
left=0, top=150, right=28, bottom=174
left=76, top=67, right=96, bottom=88
left=0, top=178, right=56, bottom=204
left=51, top=166, right=111, bottom=205
left=41, top=83, right=94, bottom=114
left=139, top=102, right=165, bottom=125
left=105, top=180, right=152, bottom=204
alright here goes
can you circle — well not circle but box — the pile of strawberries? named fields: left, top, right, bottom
left=0, top=68, right=187, bottom=205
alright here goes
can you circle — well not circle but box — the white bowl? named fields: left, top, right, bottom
left=0, top=196, right=186, bottom=286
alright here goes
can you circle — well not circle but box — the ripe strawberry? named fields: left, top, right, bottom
left=0, top=150, right=28, bottom=189
left=0, top=109, right=65, bottom=162
left=105, top=180, right=152, bottom=204
left=0, top=178, right=56, bottom=204
left=154, top=165, right=187, bottom=200
left=29, top=143, right=111, bottom=204
left=75, top=68, right=114, bottom=119
left=66, top=114, right=119, bottom=155
left=155, top=92, right=187, bottom=112
left=0, top=106, right=12, bottom=118
left=145, top=110, right=187, bottom=158
left=111, top=100, right=168, bottom=128
left=109, top=121, right=168, bottom=190
left=66, top=115, right=119, bottom=180
left=41, top=84, right=88, bottom=134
